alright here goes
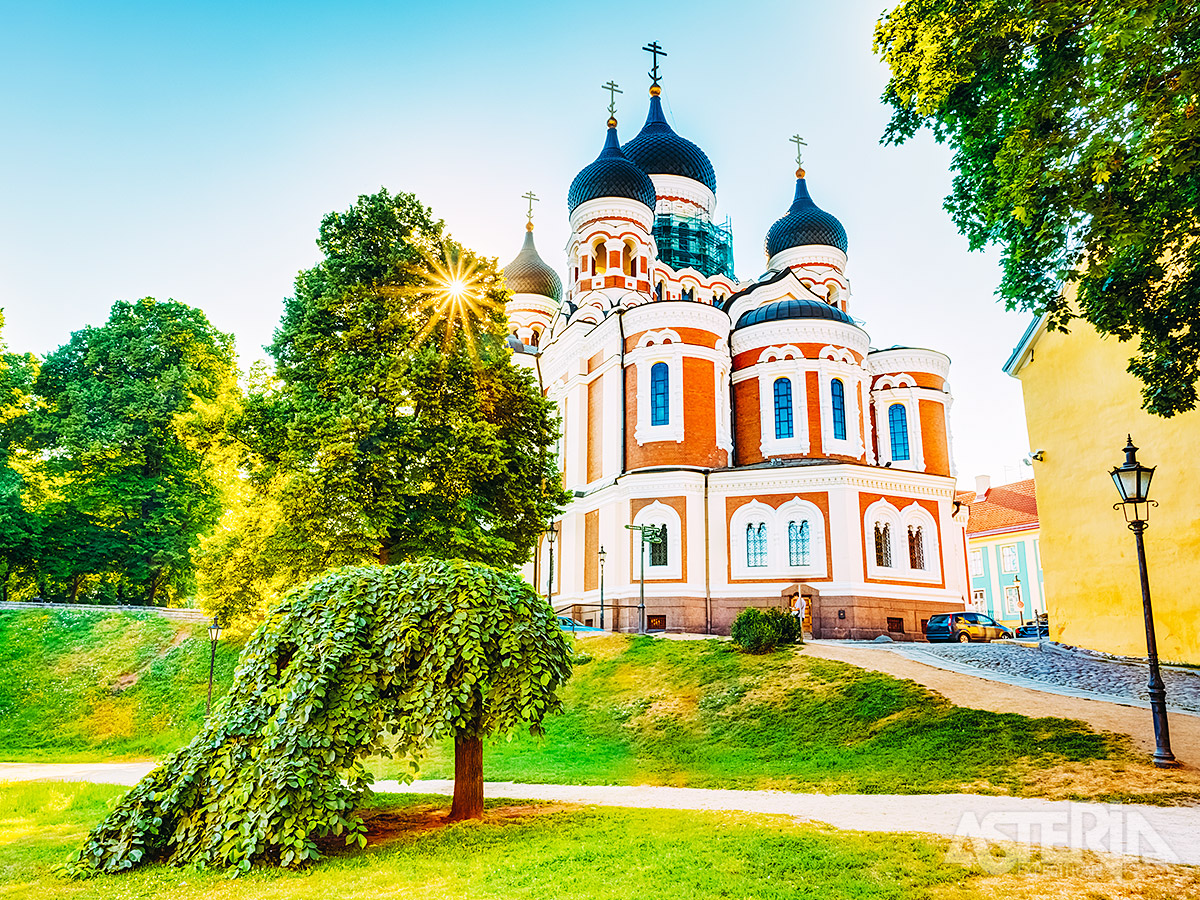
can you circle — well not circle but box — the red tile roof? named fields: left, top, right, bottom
left=955, top=478, right=1039, bottom=535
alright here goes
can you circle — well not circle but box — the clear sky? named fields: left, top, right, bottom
left=0, top=0, right=1034, bottom=484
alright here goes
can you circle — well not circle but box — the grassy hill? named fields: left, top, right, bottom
left=2, top=610, right=1193, bottom=802
left=0, top=608, right=240, bottom=760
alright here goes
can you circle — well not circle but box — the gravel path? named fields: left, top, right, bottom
left=2, top=762, right=1195, bottom=865
left=894, top=643, right=1200, bottom=713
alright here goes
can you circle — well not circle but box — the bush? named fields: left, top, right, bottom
left=730, top=607, right=802, bottom=653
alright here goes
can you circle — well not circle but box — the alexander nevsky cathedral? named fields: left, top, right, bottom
left=503, top=48, right=969, bottom=638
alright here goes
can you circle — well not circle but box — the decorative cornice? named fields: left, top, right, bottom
left=866, top=348, right=951, bottom=378
left=731, top=320, right=870, bottom=358
left=570, top=197, right=654, bottom=234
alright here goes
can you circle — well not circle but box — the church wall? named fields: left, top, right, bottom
left=584, top=510, right=599, bottom=592
left=629, top=495, right=688, bottom=583
left=587, top=375, right=604, bottom=483
left=857, top=493, right=947, bottom=590
left=805, top=370, right=822, bottom=452
left=733, top=379, right=764, bottom=464
left=723, top=491, right=833, bottom=584
left=918, top=399, right=950, bottom=476
left=625, top=356, right=725, bottom=469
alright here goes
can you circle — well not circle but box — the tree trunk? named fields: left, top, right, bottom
left=448, top=731, right=483, bottom=821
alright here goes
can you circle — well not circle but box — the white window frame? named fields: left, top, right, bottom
left=871, top=378, right=924, bottom=472
left=1003, top=584, right=1021, bottom=617
left=972, top=589, right=987, bottom=610
left=817, top=348, right=865, bottom=458
left=864, top=499, right=941, bottom=582
left=969, top=548, right=984, bottom=577
left=756, top=359, right=809, bottom=457
left=632, top=501, right=682, bottom=581
left=1000, top=544, right=1020, bottom=574
left=728, top=497, right=829, bottom=580
left=631, top=330, right=685, bottom=445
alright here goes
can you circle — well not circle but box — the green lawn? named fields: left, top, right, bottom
left=0, top=609, right=240, bottom=760
left=5, top=780, right=1195, bottom=900
left=372, top=635, right=1182, bottom=801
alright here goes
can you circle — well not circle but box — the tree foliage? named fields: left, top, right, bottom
left=0, top=312, right=42, bottom=601
left=875, top=0, right=1200, bottom=415
left=28, top=299, right=239, bottom=603
left=67, top=559, right=572, bottom=874
left=200, top=189, right=564, bottom=621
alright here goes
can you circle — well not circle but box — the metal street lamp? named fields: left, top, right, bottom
left=598, top=545, right=607, bottom=631
left=1110, top=435, right=1177, bottom=768
left=625, top=523, right=664, bottom=634
left=1013, top=574, right=1023, bottom=624
left=206, top=617, right=222, bottom=720
left=545, top=523, right=558, bottom=608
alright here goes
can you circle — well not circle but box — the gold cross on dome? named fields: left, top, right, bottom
left=602, top=81, right=622, bottom=117
left=643, top=41, right=667, bottom=87
left=521, top=190, right=538, bottom=225
left=791, top=134, right=807, bottom=167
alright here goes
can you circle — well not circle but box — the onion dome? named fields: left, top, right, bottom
left=735, top=296, right=854, bottom=329
left=765, top=174, right=848, bottom=256
left=502, top=226, right=562, bottom=301
left=622, top=94, right=717, bottom=193
left=567, top=121, right=656, bottom=215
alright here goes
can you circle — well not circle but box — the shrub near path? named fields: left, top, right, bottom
left=381, top=635, right=1200, bottom=803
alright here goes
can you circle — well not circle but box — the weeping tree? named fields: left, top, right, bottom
left=68, top=559, right=572, bottom=875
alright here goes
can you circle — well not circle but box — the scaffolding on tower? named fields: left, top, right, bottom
left=652, top=214, right=735, bottom=280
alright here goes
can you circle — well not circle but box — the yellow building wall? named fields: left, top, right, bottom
left=1015, top=319, right=1200, bottom=663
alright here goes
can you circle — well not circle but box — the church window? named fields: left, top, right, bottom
left=874, top=522, right=892, bottom=567
left=655, top=282, right=664, bottom=302
left=773, top=378, right=794, bottom=440
left=650, top=363, right=670, bottom=426
left=529, top=329, right=540, bottom=348
left=908, top=525, right=926, bottom=570
left=681, top=286, right=694, bottom=302
left=592, top=240, right=607, bottom=274
left=622, top=241, right=635, bottom=276
left=831, top=379, right=847, bottom=440
left=746, top=523, right=768, bottom=567
left=649, top=525, right=668, bottom=567
left=788, top=520, right=811, bottom=567
left=888, top=404, right=910, bottom=461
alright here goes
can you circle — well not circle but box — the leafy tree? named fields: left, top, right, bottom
left=202, top=189, right=564, bottom=620
left=31, top=299, right=239, bottom=603
left=875, top=0, right=1200, bottom=415
left=68, top=559, right=572, bottom=874
left=0, top=311, right=41, bottom=601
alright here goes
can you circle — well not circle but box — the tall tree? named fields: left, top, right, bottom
left=0, top=311, right=41, bottom=601
left=32, top=299, right=239, bottom=604
left=875, top=0, right=1200, bottom=415
left=204, top=188, right=563, bottom=619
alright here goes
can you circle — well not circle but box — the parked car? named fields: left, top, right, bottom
left=1013, top=620, right=1050, bottom=640
left=556, top=616, right=605, bottom=634
left=926, top=612, right=1013, bottom=643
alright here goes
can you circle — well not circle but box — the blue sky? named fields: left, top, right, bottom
left=1, top=0, right=1033, bottom=482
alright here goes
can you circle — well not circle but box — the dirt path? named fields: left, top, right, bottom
left=801, top=641, right=1200, bottom=766
left=2, top=763, right=1196, bottom=866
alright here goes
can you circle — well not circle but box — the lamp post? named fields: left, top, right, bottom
left=625, top=524, right=664, bottom=634
left=545, top=523, right=558, bottom=608
left=1110, top=435, right=1177, bottom=768
left=1013, top=574, right=1023, bottom=625
left=206, top=617, right=222, bottom=720
left=598, top=545, right=606, bottom=631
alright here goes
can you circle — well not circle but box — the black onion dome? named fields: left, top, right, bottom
left=622, top=94, right=717, bottom=193
left=567, top=124, right=656, bottom=215
left=735, top=296, right=854, bottom=329
left=765, top=176, right=848, bottom=256
left=502, top=228, right=562, bottom=301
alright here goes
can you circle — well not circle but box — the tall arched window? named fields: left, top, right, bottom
left=650, top=363, right=670, bottom=426
left=592, top=239, right=607, bottom=274
left=831, top=379, right=847, bottom=440
left=889, top=404, right=910, bottom=461
left=746, top=523, right=768, bottom=567
left=874, top=522, right=893, bottom=567
left=655, top=282, right=664, bottom=302
left=788, top=520, right=811, bottom=566
left=649, top=525, right=669, bottom=567
left=681, top=286, right=694, bottom=302
left=622, top=241, right=635, bottom=275
left=908, top=525, right=925, bottom=570
left=529, top=329, right=540, bottom=348
left=773, top=378, right=794, bottom=439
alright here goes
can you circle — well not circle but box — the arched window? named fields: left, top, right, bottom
left=788, top=520, right=811, bottom=566
left=592, top=239, right=607, bottom=274
left=650, top=362, right=670, bottom=426
left=529, top=328, right=540, bottom=348
left=649, top=525, right=668, bottom=567
left=681, top=286, right=694, bottom=302
left=908, top=525, right=925, bottom=570
left=831, top=379, right=847, bottom=441
left=655, top=282, right=664, bottom=302
left=888, top=404, right=910, bottom=461
left=746, top=523, right=768, bottom=567
left=874, top=522, right=893, bottom=567
left=622, top=242, right=635, bottom=275
left=773, top=378, right=794, bottom=440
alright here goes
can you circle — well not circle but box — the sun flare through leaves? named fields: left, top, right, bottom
left=415, top=249, right=486, bottom=360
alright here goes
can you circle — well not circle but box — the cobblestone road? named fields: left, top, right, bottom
left=897, top=643, right=1200, bottom=713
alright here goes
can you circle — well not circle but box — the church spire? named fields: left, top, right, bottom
left=642, top=40, right=667, bottom=96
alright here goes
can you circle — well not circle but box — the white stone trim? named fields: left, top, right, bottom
left=569, top=197, right=654, bottom=235
left=766, top=244, right=848, bottom=274
left=648, top=173, right=716, bottom=216
left=863, top=499, right=942, bottom=582
left=728, top=497, right=828, bottom=580
left=731, top=320, right=870, bottom=359
left=757, top=368, right=808, bottom=456
left=632, top=346, right=685, bottom=445
left=632, top=500, right=682, bottom=580
left=873, top=387, right=923, bottom=472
